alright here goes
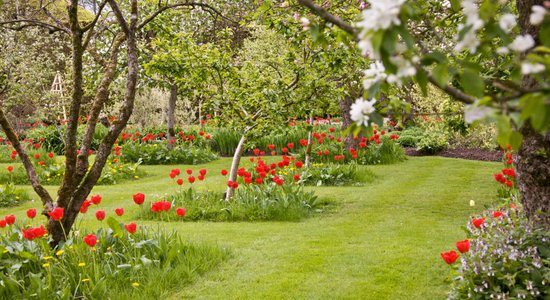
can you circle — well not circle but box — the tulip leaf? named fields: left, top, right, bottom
left=106, top=217, right=123, bottom=237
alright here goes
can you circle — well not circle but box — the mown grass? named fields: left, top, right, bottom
left=0, top=156, right=499, bottom=299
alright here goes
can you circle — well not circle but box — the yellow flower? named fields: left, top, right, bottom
left=78, top=262, right=86, bottom=267
left=469, top=200, right=475, bottom=207
left=55, top=250, right=65, bottom=256
left=132, top=282, right=140, bottom=287
left=82, top=278, right=90, bottom=282
left=43, top=256, right=53, bottom=260
left=42, top=263, right=50, bottom=268
left=134, top=176, right=139, bottom=179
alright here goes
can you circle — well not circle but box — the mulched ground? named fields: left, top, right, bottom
left=405, top=147, right=503, bottom=162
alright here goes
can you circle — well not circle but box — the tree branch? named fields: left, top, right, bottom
left=297, top=0, right=358, bottom=40
left=0, top=19, right=70, bottom=33
left=138, top=2, right=238, bottom=30
left=0, top=109, right=54, bottom=211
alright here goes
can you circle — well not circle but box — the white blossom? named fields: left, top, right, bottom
left=300, top=17, right=310, bottom=30
left=509, top=34, right=535, bottom=52
left=521, top=62, right=546, bottom=74
left=362, top=61, right=387, bottom=89
left=391, top=56, right=416, bottom=78
left=530, top=6, right=547, bottom=25
left=358, top=39, right=375, bottom=57
left=462, top=0, right=484, bottom=30
left=499, top=14, right=516, bottom=33
left=350, top=98, right=377, bottom=127
left=496, top=47, right=510, bottom=55
left=455, top=28, right=480, bottom=53
left=356, top=0, right=405, bottom=32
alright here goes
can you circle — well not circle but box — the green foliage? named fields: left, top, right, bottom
left=0, top=183, right=31, bottom=207
left=448, top=208, right=550, bottom=299
left=396, top=127, right=424, bottom=147
left=138, top=184, right=327, bottom=222
left=25, top=125, right=109, bottom=155
left=300, top=163, right=375, bottom=186
left=0, top=160, right=144, bottom=186
left=0, top=226, right=229, bottom=299
left=416, top=131, right=448, bottom=154
left=119, top=142, right=218, bottom=165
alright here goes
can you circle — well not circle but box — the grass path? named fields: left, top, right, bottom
left=0, top=156, right=499, bottom=299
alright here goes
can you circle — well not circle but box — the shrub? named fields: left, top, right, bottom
left=0, top=159, right=144, bottom=186
left=119, top=142, right=218, bottom=165
left=25, top=125, right=109, bottom=155
left=299, top=163, right=375, bottom=186
left=138, top=184, right=327, bottom=222
left=416, top=130, right=448, bottom=154
left=447, top=122, right=498, bottom=151
left=446, top=207, right=550, bottom=299
left=396, top=127, right=424, bottom=147
left=0, top=183, right=31, bottom=207
left=0, top=221, right=229, bottom=299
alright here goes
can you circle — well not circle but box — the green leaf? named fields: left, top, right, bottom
left=421, top=52, right=447, bottom=66
left=461, top=68, right=484, bottom=98
left=432, top=64, right=449, bottom=87
left=106, top=217, right=123, bottom=237
left=540, top=24, right=550, bottom=48
left=382, top=30, right=398, bottom=53
left=495, top=116, right=512, bottom=147
left=509, top=131, right=523, bottom=150
left=415, top=68, right=428, bottom=96
left=450, top=0, right=460, bottom=11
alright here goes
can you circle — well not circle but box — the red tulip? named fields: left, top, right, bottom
left=268, top=144, right=275, bottom=150
left=48, top=208, right=64, bottom=221
left=287, top=143, right=294, bottom=149
left=90, top=195, right=102, bottom=205
left=472, top=217, right=485, bottom=228
left=253, top=148, right=260, bottom=155
left=4, top=215, right=16, bottom=225
left=281, top=147, right=288, bottom=153
left=186, top=169, right=193, bottom=175
left=115, top=208, right=124, bottom=216
left=80, top=200, right=92, bottom=213
left=133, top=193, right=145, bottom=205
left=22, top=225, right=47, bottom=241
left=95, top=210, right=106, bottom=221
left=188, top=176, right=195, bottom=183
left=26, top=208, right=37, bottom=219
left=199, top=168, right=207, bottom=176
left=83, top=234, right=97, bottom=247
left=125, top=223, right=137, bottom=234
left=34, top=153, right=40, bottom=159
left=177, top=178, right=184, bottom=185
left=169, top=172, right=177, bottom=179
left=198, top=175, right=204, bottom=181
left=255, top=177, right=263, bottom=184
left=48, top=152, right=54, bottom=159
left=0, top=220, right=6, bottom=228
left=293, top=174, right=300, bottom=181
left=295, top=161, right=303, bottom=168
left=493, top=211, right=503, bottom=218
left=221, top=169, right=228, bottom=176
left=176, top=207, right=186, bottom=217
left=456, top=239, right=470, bottom=253
left=440, top=250, right=459, bottom=264
left=6, top=165, right=13, bottom=172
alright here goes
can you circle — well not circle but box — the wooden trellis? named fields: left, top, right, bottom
left=50, top=71, right=67, bottom=120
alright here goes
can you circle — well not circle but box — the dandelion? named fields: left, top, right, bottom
left=132, top=282, right=140, bottom=287
left=43, top=256, right=53, bottom=260
left=82, top=278, right=90, bottom=282
left=78, top=262, right=86, bottom=267
left=42, top=263, right=50, bottom=268
left=55, top=250, right=65, bottom=256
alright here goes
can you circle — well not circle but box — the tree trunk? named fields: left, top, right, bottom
left=340, top=95, right=358, bottom=150
left=305, top=114, right=314, bottom=167
left=514, top=0, right=550, bottom=228
left=225, top=134, right=246, bottom=201
left=516, top=126, right=550, bottom=227
left=167, top=83, right=177, bottom=148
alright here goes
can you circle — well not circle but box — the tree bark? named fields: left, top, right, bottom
left=515, top=0, right=549, bottom=228
left=225, top=134, right=246, bottom=201
left=340, top=95, right=358, bottom=150
left=305, top=114, right=314, bottom=167
left=167, top=83, right=177, bottom=148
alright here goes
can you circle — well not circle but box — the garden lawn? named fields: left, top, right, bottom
left=0, top=156, right=499, bottom=299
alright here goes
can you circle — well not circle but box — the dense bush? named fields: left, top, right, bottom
left=0, top=222, right=228, bottom=299
left=299, top=163, right=375, bottom=186
left=119, top=142, right=218, bottom=165
left=396, top=127, right=424, bottom=147
left=447, top=207, right=550, bottom=299
left=416, top=129, right=448, bottom=154
left=447, top=122, right=498, bottom=151
left=0, top=159, right=144, bottom=186
left=0, top=183, right=31, bottom=207
left=25, top=125, right=109, bottom=155
left=138, top=184, right=327, bottom=222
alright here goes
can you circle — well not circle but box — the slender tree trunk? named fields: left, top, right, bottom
left=167, top=83, right=177, bottom=148
left=225, top=134, right=246, bottom=201
left=340, top=95, right=358, bottom=150
left=305, top=114, right=314, bottom=167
